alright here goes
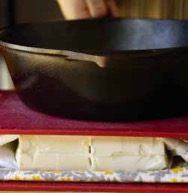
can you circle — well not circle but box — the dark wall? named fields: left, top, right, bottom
left=0, top=0, right=63, bottom=27
left=16, top=0, right=63, bottom=23
left=0, top=0, right=9, bottom=28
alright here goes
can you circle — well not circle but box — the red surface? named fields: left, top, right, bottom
left=0, top=91, right=188, bottom=137
left=0, top=91, right=188, bottom=191
left=0, top=92, right=188, bottom=137
left=0, top=182, right=188, bottom=193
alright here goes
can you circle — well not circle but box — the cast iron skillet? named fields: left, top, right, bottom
left=0, top=18, right=188, bottom=121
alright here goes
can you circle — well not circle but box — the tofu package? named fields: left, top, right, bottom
left=0, top=135, right=19, bottom=169
left=1, top=135, right=188, bottom=172
left=16, top=136, right=168, bottom=171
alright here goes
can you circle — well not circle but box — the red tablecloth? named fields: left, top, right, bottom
left=0, top=91, right=188, bottom=137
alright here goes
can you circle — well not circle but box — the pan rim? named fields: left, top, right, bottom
left=0, top=39, right=187, bottom=57
left=0, top=18, right=188, bottom=56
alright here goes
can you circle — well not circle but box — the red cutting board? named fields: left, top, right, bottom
left=0, top=91, right=188, bottom=192
left=0, top=182, right=187, bottom=193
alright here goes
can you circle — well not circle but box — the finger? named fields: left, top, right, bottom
left=58, top=0, right=91, bottom=20
left=107, top=0, right=120, bottom=17
left=86, top=0, right=108, bottom=18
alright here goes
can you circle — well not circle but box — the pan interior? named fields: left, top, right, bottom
left=0, top=18, right=188, bottom=53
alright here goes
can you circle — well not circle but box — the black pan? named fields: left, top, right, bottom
left=0, top=18, right=188, bottom=121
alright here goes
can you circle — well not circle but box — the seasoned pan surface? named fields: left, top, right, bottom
left=0, top=19, right=188, bottom=121
left=0, top=18, right=188, bottom=52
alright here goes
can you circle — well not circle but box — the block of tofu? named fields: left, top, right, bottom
left=90, top=137, right=167, bottom=171
left=16, top=136, right=168, bottom=171
left=16, top=135, right=90, bottom=171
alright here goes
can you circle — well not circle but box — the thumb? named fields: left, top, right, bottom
left=86, top=0, right=108, bottom=18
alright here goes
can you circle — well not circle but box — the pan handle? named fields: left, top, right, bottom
left=62, top=50, right=107, bottom=68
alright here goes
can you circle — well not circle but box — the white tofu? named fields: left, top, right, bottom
left=90, top=137, right=167, bottom=171
left=16, top=136, right=168, bottom=171
left=16, top=135, right=90, bottom=171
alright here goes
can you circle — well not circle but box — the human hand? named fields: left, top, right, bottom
left=57, top=0, right=119, bottom=20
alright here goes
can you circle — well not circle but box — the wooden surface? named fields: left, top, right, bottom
left=119, top=0, right=188, bottom=20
